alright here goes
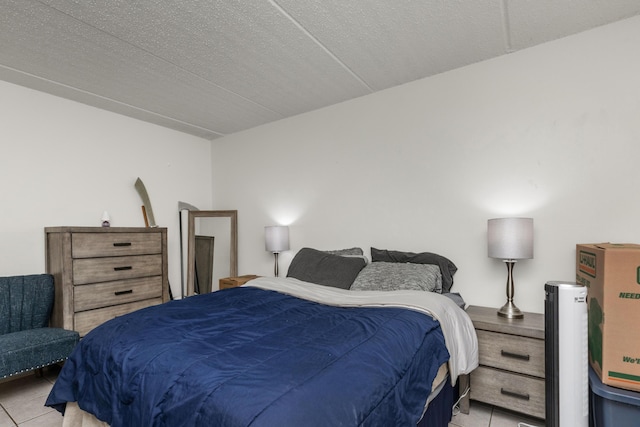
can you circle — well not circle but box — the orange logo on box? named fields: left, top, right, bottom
left=579, top=251, right=597, bottom=278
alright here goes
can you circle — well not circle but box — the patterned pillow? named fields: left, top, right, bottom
left=350, top=262, right=442, bottom=293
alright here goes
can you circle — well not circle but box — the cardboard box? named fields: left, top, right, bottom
left=577, top=243, right=640, bottom=392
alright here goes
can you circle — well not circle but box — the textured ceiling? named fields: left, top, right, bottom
left=1, top=1, right=639, bottom=140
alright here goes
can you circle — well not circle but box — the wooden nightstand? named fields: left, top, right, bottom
left=466, top=305, right=545, bottom=419
left=219, top=275, right=259, bottom=290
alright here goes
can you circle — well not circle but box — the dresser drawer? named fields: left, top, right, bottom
left=74, top=298, right=163, bottom=337
left=74, top=276, right=163, bottom=312
left=72, top=232, right=162, bottom=258
left=73, top=254, right=163, bottom=284
left=471, top=366, right=545, bottom=419
left=476, top=329, right=545, bottom=377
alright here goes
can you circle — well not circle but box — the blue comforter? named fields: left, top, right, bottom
left=46, top=287, right=449, bottom=426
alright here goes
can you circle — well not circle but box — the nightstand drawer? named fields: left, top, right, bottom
left=72, top=232, right=162, bottom=258
left=74, top=276, right=163, bottom=312
left=73, top=254, right=163, bottom=284
left=470, top=366, right=545, bottom=419
left=476, top=329, right=545, bottom=377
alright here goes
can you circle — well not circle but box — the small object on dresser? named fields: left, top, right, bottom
left=219, top=275, right=259, bottom=290
left=101, top=211, right=110, bottom=227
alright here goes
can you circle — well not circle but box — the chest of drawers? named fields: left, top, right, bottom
left=467, top=305, right=545, bottom=419
left=45, top=227, right=169, bottom=337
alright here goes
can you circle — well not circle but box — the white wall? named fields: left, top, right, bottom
left=211, top=16, right=640, bottom=313
left=0, top=81, right=213, bottom=298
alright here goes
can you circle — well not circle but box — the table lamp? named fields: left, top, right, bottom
left=265, top=225, right=289, bottom=277
left=488, top=217, right=534, bottom=319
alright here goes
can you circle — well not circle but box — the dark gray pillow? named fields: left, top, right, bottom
left=444, top=292, right=466, bottom=309
left=371, top=247, right=458, bottom=293
left=287, top=247, right=367, bottom=289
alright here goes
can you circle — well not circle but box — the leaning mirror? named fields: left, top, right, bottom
left=186, top=210, right=237, bottom=296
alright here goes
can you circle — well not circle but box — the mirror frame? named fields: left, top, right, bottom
left=186, top=210, right=238, bottom=296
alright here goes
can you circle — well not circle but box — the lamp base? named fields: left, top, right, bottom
left=273, top=252, right=280, bottom=277
left=497, top=301, right=524, bottom=319
left=497, top=260, right=524, bottom=319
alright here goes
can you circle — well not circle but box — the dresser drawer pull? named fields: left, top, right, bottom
left=114, top=266, right=133, bottom=271
left=501, top=350, right=530, bottom=361
left=114, top=290, right=133, bottom=296
left=113, top=242, right=132, bottom=247
left=500, top=388, right=530, bottom=401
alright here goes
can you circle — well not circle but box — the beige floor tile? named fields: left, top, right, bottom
left=450, top=401, right=492, bottom=427
left=0, top=377, right=53, bottom=408
left=0, top=406, right=17, bottom=427
left=18, top=410, right=62, bottom=427
left=2, top=391, right=54, bottom=425
left=490, top=407, right=546, bottom=427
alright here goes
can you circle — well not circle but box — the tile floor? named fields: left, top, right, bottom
left=0, top=366, right=545, bottom=427
left=0, top=366, right=63, bottom=427
left=449, top=399, right=546, bottom=427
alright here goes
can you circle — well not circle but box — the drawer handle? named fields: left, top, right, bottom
left=501, top=350, right=530, bottom=361
left=113, top=242, right=132, bottom=247
left=114, top=266, right=133, bottom=271
left=500, top=388, right=530, bottom=401
left=114, top=290, right=133, bottom=296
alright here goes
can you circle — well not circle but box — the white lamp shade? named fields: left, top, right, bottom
left=265, top=225, right=289, bottom=253
left=488, top=218, right=533, bottom=260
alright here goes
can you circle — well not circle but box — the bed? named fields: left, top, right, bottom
left=46, top=247, right=478, bottom=426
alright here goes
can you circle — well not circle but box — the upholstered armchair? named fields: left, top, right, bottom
left=0, top=274, right=79, bottom=379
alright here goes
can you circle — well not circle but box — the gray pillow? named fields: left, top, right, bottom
left=350, top=262, right=442, bottom=293
left=371, top=247, right=457, bottom=293
left=323, top=248, right=368, bottom=265
left=323, top=247, right=364, bottom=256
left=287, top=247, right=367, bottom=289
